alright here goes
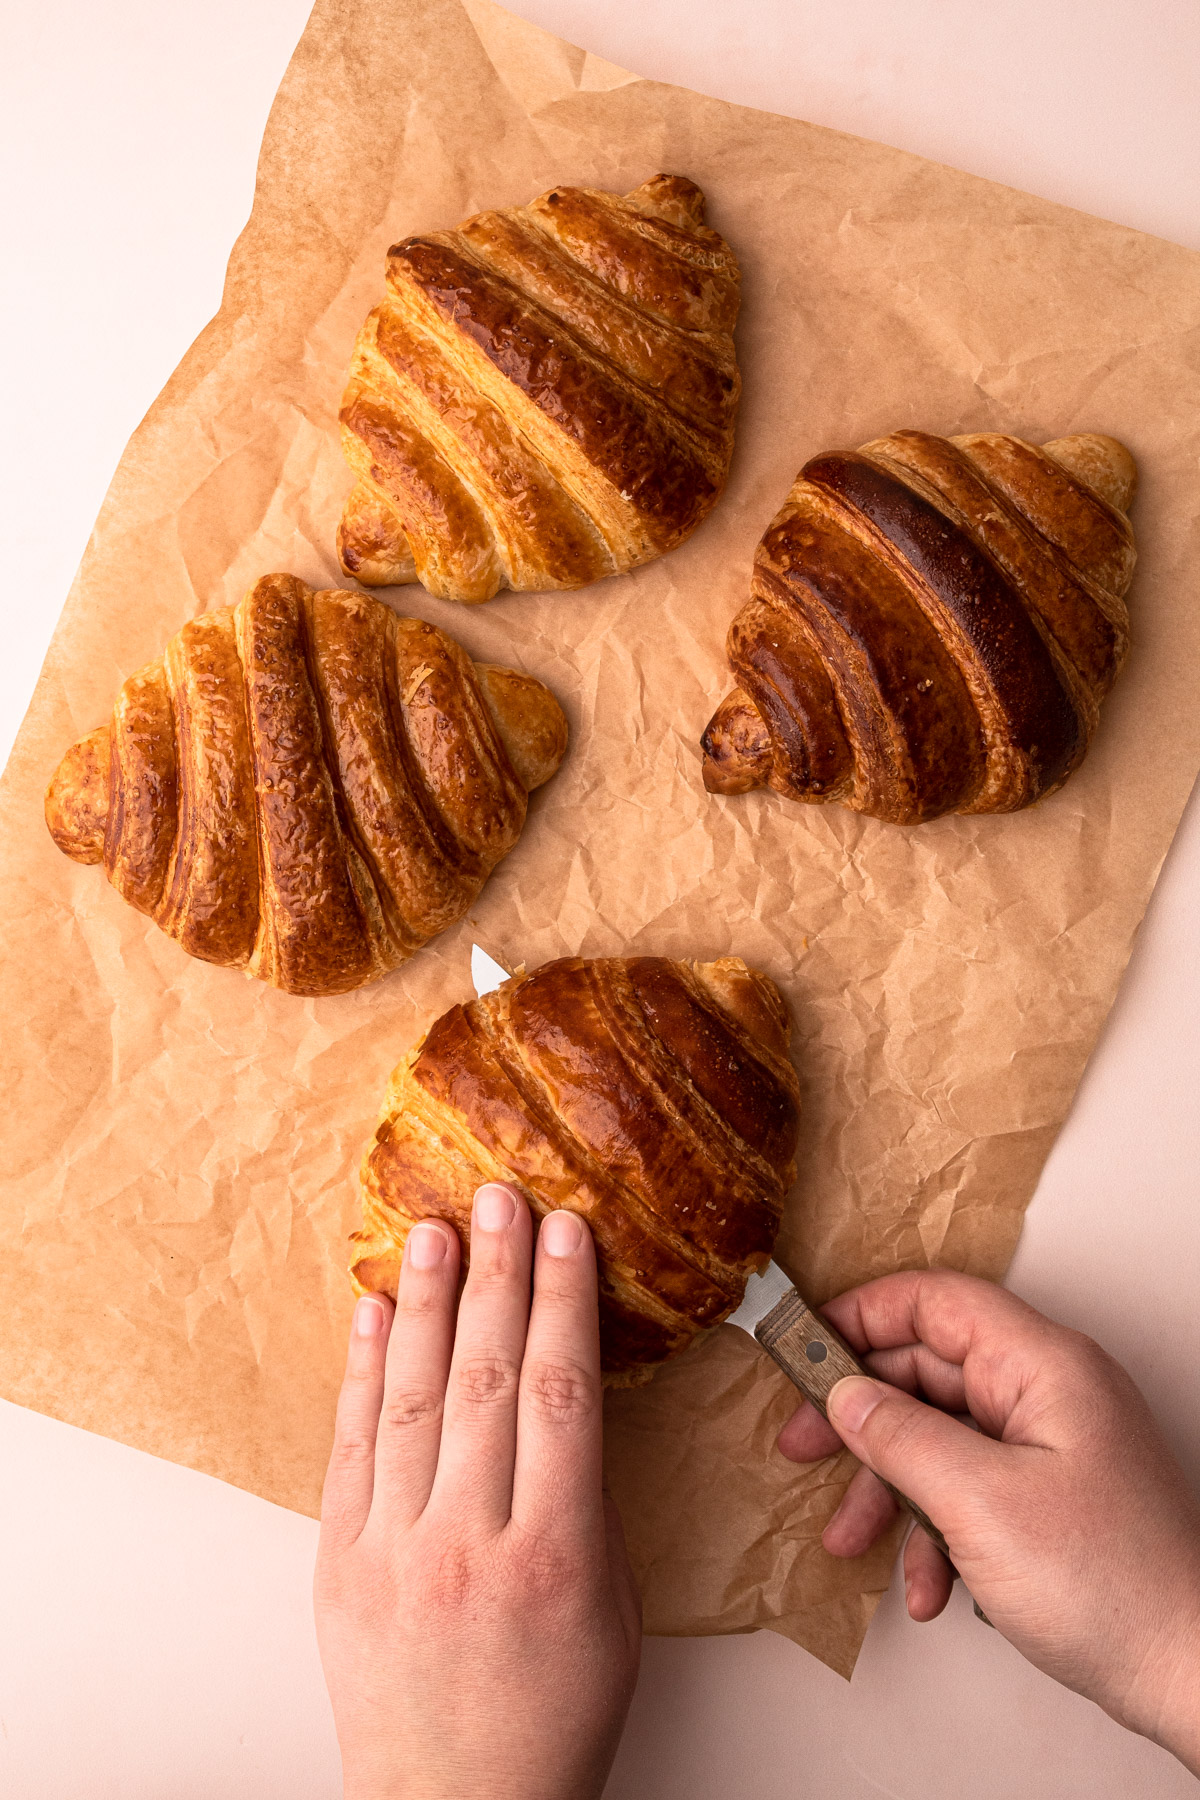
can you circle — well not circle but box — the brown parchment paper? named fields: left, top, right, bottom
left=3, top=0, right=1200, bottom=1683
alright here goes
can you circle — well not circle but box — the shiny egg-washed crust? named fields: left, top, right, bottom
left=44, top=575, right=568, bottom=996
left=338, top=174, right=741, bottom=603
left=701, top=431, right=1137, bottom=823
left=352, top=955, right=800, bottom=1385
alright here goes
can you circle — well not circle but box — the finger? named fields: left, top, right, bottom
left=820, top=1271, right=1074, bottom=1437
left=777, top=1398, right=845, bottom=1464
left=823, top=1270, right=1051, bottom=1359
left=428, top=1183, right=533, bottom=1530
left=320, top=1293, right=394, bottom=1550
left=511, top=1209, right=603, bottom=1539
left=904, top=1522, right=955, bottom=1621
left=371, top=1217, right=460, bottom=1527
left=776, top=1344, right=967, bottom=1464
left=821, top=1463, right=899, bottom=1557
left=864, top=1342, right=969, bottom=1412
left=825, top=1374, right=998, bottom=1555
left=821, top=1269, right=1045, bottom=1360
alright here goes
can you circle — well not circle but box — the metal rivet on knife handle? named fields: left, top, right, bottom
left=755, top=1288, right=992, bottom=1626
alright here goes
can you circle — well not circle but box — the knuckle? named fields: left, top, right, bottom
left=1065, top=1330, right=1121, bottom=1388
left=380, top=1386, right=444, bottom=1433
left=502, top=1525, right=575, bottom=1604
left=455, top=1354, right=520, bottom=1411
left=415, top=1539, right=477, bottom=1614
left=394, top=1283, right=446, bottom=1320
left=315, top=1551, right=396, bottom=1627
left=330, top=1426, right=375, bottom=1468
left=342, top=1357, right=381, bottom=1391
left=463, top=1256, right=520, bottom=1292
left=522, top=1357, right=597, bottom=1426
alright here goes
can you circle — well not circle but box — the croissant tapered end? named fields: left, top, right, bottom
left=337, top=478, right=419, bottom=587
left=691, top=955, right=792, bottom=1064
left=475, top=664, right=568, bottom=792
left=624, top=173, right=707, bottom=229
left=348, top=1246, right=405, bottom=1301
left=353, top=954, right=801, bottom=1384
left=701, top=687, right=772, bottom=794
left=1041, top=433, right=1137, bottom=515
left=46, top=724, right=111, bottom=864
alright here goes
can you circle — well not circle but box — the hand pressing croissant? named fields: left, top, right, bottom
left=339, top=173, right=741, bottom=602
left=353, top=954, right=801, bottom=1384
left=45, top=576, right=567, bottom=996
left=703, top=430, right=1136, bottom=823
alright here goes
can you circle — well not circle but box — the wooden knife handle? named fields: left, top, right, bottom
left=756, top=1289, right=991, bottom=1624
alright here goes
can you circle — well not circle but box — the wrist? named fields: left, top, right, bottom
left=1149, top=1623, right=1200, bottom=1776
left=1123, top=1578, right=1200, bottom=1776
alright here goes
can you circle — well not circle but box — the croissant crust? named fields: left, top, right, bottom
left=702, top=431, right=1137, bottom=823
left=352, top=955, right=800, bottom=1384
left=45, top=576, right=568, bottom=995
left=338, top=174, right=741, bottom=602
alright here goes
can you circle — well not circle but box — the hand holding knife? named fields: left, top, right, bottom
left=470, top=946, right=987, bottom=1621
left=727, top=1259, right=991, bottom=1622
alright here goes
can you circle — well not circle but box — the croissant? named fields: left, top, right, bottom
left=352, top=955, right=800, bottom=1384
left=338, top=173, right=741, bottom=603
left=45, top=575, right=567, bottom=996
left=701, top=431, right=1137, bottom=823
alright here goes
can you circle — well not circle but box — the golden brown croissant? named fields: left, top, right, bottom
left=702, top=431, right=1137, bottom=823
left=45, top=575, right=567, bottom=996
left=338, top=173, right=741, bottom=603
left=353, top=955, right=800, bottom=1384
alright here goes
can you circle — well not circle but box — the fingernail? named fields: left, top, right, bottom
left=474, top=1182, right=517, bottom=1232
left=407, top=1222, right=448, bottom=1269
left=353, top=1296, right=385, bottom=1338
left=827, top=1375, right=885, bottom=1433
left=541, top=1209, right=583, bottom=1256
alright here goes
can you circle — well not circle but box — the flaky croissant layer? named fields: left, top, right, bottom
left=702, top=430, right=1137, bottom=823
left=45, top=576, right=568, bottom=996
left=353, top=954, right=801, bottom=1385
left=339, top=174, right=742, bottom=603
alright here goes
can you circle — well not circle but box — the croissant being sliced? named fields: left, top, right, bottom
left=353, top=955, right=801, bottom=1384
left=338, top=173, right=741, bottom=603
left=702, top=431, right=1137, bottom=823
left=45, top=576, right=567, bottom=996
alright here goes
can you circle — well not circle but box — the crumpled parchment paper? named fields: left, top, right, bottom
left=2, top=0, right=1199, bottom=1680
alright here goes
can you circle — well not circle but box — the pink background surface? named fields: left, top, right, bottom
left=2, top=2, right=1198, bottom=1793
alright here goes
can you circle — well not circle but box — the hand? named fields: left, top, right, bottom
left=314, top=1184, right=641, bottom=1800
left=777, top=1270, right=1200, bottom=1773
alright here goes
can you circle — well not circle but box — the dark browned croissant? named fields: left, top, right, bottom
left=338, top=174, right=741, bottom=603
left=702, top=431, right=1137, bottom=823
left=45, top=575, right=567, bottom=996
left=353, top=955, right=800, bottom=1384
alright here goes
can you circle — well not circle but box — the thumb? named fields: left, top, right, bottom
left=827, top=1375, right=996, bottom=1537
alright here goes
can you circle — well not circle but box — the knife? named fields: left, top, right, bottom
left=469, top=948, right=984, bottom=1618
left=729, top=1260, right=991, bottom=1621
left=471, top=944, right=513, bottom=997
